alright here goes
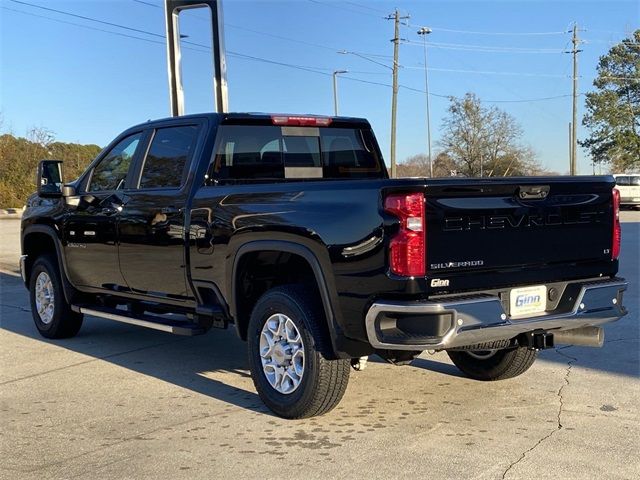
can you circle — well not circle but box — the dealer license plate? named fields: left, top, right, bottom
left=510, top=285, right=547, bottom=317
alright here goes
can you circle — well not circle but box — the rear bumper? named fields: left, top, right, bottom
left=365, top=278, right=627, bottom=351
left=620, top=196, right=640, bottom=206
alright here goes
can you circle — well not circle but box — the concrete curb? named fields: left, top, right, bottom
left=0, top=207, right=25, bottom=220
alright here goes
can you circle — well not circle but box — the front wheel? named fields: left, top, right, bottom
left=29, top=255, right=83, bottom=339
left=247, top=285, right=350, bottom=419
left=447, top=346, right=537, bottom=381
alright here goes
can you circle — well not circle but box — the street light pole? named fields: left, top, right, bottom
left=417, top=26, right=433, bottom=178
left=332, top=70, right=347, bottom=116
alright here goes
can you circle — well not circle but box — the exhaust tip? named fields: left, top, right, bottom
left=553, top=326, right=604, bottom=348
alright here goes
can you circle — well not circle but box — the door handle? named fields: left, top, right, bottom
left=160, top=206, right=180, bottom=215
left=102, top=204, right=123, bottom=215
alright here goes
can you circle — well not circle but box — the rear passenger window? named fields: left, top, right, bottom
left=139, top=126, right=199, bottom=189
left=208, top=126, right=284, bottom=182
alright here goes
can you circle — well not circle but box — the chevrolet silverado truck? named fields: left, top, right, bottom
left=21, top=113, right=628, bottom=418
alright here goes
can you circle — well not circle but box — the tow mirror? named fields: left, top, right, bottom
left=37, top=160, right=64, bottom=198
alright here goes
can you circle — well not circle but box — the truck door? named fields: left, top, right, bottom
left=63, top=132, right=144, bottom=289
left=117, top=122, right=203, bottom=300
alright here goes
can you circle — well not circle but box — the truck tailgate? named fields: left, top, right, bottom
left=426, top=177, right=616, bottom=276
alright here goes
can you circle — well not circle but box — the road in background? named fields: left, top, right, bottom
left=1, top=214, right=638, bottom=479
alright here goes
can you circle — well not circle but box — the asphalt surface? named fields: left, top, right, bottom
left=1, top=213, right=638, bottom=479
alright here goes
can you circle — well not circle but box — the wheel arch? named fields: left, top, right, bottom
left=229, top=240, right=343, bottom=357
left=22, top=224, right=75, bottom=303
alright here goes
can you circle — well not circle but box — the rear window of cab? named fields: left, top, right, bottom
left=205, top=125, right=385, bottom=184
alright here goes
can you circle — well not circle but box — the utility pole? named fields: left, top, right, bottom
left=570, top=22, right=581, bottom=175
left=418, top=27, right=433, bottom=177
left=386, top=10, right=409, bottom=178
left=568, top=122, right=573, bottom=173
left=332, top=70, right=347, bottom=116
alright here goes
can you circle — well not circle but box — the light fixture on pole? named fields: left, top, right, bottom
left=332, top=70, right=348, bottom=116
left=417, top=26, right=433, bottom=178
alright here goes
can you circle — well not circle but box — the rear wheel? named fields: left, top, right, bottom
left=29, top=255, right=83, bottom=339
left=247, top=285, right=350, bottom=419
left=447, top=346, right=537, bottom=381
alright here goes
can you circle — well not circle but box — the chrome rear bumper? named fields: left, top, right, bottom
left=365, top=279, right=627, bottom=351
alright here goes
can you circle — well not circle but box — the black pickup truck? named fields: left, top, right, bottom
left=21, top=113, right=627, bottom=418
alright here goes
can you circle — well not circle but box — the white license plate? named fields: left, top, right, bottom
left=510, top=285, right=547, bottom=317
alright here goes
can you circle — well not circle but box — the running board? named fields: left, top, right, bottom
left=75, top=306, right=206, bottom=336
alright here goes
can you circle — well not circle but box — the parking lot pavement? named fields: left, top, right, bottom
left=1, top=215, right=638, bottom=480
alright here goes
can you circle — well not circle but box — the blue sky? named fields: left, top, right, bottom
left=1, top=0, right=638, bottom=174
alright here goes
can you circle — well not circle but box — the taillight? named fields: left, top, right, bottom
left=612, top=188, right=621, bottom=260
left=271, top=115, right=332, bottom=127
left=384, top=192, right=426, bottom=277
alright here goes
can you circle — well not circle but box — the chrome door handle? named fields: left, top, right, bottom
left=102, top=204, right=123, bottom=215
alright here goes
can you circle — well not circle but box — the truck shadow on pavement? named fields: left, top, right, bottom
left=0, top=271, right=275, bottom=415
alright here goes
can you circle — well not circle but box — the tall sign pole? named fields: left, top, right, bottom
left=164, top=0, right=228, bottom=116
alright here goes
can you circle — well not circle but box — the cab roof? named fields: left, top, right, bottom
left=136, top=112, right=371, bottom=129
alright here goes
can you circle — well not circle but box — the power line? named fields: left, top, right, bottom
left=225, top=24, right=344, bottom=52
left=338, top=50, right=393, bottom=70
left=585, top=28, right=634, bottom=35
left=397, top=84, right=576, bottom=103
left=344, top=1, right=387, bottom=14
left=401, top=39, right=566, bottom=54
left=404, top=21, right=568, bottom=36
left=8, top=0, right=212, bottom=50
left=403, top=65, right=640, bottom=82
left=229, top=52, right=334, bottom=76
left=402, top=65, right=570, bottom=78
left=478, top=94, right=575, bottom=103
left=10, top=0, right=165, bottom=38
left=129, top=0, right=397, bottom=60
left=599, top=76, right=640, bottom=81
left=306, top=0, right=384, bottom=19
left=425, top=37, right=571, bottom=124
left=1, top=5, right=378, bottom=84
left=2, top=5, right=209, bottom=53
left=129, top=2, right=637, bottom=82
left=3, top=3, right=588, bottom=105
left=131, top=0, right=159, bottom=7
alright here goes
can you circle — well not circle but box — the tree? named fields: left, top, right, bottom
left=397, top=152, right=459, bottom=177
left=438, top=93, right=544, bottom=177
left=580, top=30, right=640, bottom=172
left=0, top=127, right=101, bottom=207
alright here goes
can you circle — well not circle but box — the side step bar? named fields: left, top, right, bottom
left=74, top=306, right=206, bottom=336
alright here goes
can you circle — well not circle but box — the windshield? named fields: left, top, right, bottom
left=615, top=175, right=640, bottom=186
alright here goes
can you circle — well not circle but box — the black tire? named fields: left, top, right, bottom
left=29, top=255, right=83, bottom=339
left=447, top=347, right=537, bottom=381
left=247, top=285, right=350, bottom=419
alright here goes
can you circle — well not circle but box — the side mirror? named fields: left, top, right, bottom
left=37, top=160, right=64, bottom=198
